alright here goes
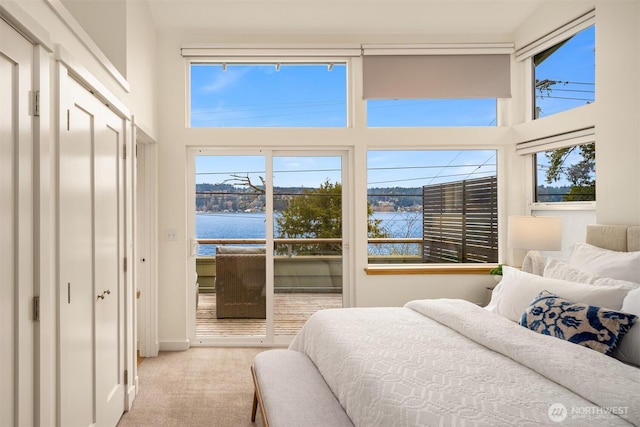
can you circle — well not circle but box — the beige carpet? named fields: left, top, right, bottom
left=118, top=347, right=271, bottom=427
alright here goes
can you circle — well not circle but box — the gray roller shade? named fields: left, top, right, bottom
left=363, top=54, right=511, bottom=99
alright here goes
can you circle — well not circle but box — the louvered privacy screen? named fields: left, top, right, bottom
left=422, top=176, right=498, bottom=263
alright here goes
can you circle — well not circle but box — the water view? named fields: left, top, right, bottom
left=196, top=211, right=421, bottom=256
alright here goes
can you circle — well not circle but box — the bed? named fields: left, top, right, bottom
left=287, top=224, right=640, bottom=426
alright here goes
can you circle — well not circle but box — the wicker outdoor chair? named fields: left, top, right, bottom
left=215, top=246, right=266, bottom=319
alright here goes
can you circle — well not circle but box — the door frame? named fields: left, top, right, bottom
left=134, top=127, right=159, bottom=358
left=0, top=17, right=35, bottom=427
left=187, top=147, right=352, bottom=347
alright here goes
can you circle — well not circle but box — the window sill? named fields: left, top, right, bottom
left=364, top=264, right=498, bottom=275
left=529, top=201, right=595, bottom=211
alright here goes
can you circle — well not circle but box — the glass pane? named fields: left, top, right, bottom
left=367, top=150, right=498, bottom=264
left=195, top=155, right=267, bottom=337
left=535, top=143, right=595, bottom=202
left=534, top=25, right=595, bottom=119
left=273, top=156, right=343, bottom=336
left=367, top=98, right=497, bottom=127
left=190, top=63, right=347, bottom=127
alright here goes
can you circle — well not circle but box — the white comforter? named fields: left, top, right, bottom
left=289, top=299, right=640, bottom=427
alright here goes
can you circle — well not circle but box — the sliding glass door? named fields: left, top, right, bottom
left=272, top=154, right=344, bottom=337
left=191, top=150, right=346, bottom=343
left=194, top=154, right=268, bottom=338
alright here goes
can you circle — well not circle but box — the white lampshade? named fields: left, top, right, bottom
left=508, top=215, right=562, bottom=251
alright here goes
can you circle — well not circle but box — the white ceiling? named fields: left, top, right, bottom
left=147, top=0, right=546, bottom=36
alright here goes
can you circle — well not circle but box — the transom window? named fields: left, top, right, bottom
left=367, top=99, right=498, bottom=127
left=189, top=62, right=347, bottom=127
left=533, top=25, right=595, bottom=119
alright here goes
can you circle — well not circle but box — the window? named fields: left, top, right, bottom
left=189, top=63, right=347, bottom=127
left=367, top=99, right=498, bottom=127
left=367, top=150, right=498, bottom=264
left=535, top=142, right=595, bottom=202
left=362, top=51, right=510, bottom=127
left=533, top=25, right=595, bottom=119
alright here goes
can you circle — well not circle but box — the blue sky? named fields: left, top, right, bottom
left=196, top=151, right=496, bottom=188
left=192, top=26, right=594, bottom=189
left=190, top=63, right=347, bottom=127
left=196, top=155, right=343, bottom=187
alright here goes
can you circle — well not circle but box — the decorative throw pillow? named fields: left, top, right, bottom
left=520, top=290, right=638, bottom=355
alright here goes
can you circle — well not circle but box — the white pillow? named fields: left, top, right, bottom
left=612, top=288, right=640, bottom=366
left=544, top=258, right=640, bottom=289
left=544, top=257, right=599, bottom=283
left=485, top=266, right=631, bottom=322
left=569, top=242, right=640, bottom=283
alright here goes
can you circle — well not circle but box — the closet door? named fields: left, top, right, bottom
left=94, top=92, right=126, bottom=427
left=59, top=73, right=125, bottom=427
left=0, top=18, right=35, bottom=427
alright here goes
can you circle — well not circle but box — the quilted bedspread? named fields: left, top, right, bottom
left=289, top=299, right=640, bottom=427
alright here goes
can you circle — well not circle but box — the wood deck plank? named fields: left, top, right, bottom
left=196, top=293, right=343, bottom=337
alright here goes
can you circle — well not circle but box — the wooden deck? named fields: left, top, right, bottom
left=196, top=292, right=343, bottom=337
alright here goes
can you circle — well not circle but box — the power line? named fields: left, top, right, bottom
left=196, top=168, right=340, bottom=176
left=192, top=107, right=345, bottom=125
left=537, top=95, right=594, bottom=102
left=368, top=169, right=496, bottom=186
left=191, top=100, right=344, bottom=116
left=464, top=153, right=496, bottom=180
left=427, top=152, right=462, bottom=185
left=369, top=163, right=489, bottom=171
left=198, top=164, right=495, bottom=177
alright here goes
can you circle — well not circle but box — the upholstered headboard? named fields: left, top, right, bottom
left=586, top=224, right=640, bottom=252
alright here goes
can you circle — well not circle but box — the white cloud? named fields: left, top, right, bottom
left=201, top=68, right=249, bottom=93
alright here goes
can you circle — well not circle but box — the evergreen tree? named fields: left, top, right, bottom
left=276, top=180, right=387, bottom=255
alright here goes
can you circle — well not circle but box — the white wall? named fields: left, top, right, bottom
left=126, top=0, right=158, bottom=137
left=595, top=1, right=640, bottom=225
left=62, top=0, right=127, bottom=77
left=153, top=1, right=640, bottom=348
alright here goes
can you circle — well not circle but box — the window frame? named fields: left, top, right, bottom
left=518, top=129, right=596, bottom=211
left=185, top=57, right=354, bottom=129
left=531, top=25, right=595, bottom=120
left=365, top=148, right=501, bottom=269
left=515, top=10, right=595, bottom=122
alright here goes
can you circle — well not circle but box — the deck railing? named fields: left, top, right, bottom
left=195, top=237, right=424, bottom=293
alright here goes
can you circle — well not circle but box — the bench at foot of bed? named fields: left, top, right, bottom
left=251, top=349, right=354, bottom=427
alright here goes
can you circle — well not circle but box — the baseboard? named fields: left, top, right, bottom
left=159, top=340, right=190, bottom=351
left=125, top=383, right=137, bottom=411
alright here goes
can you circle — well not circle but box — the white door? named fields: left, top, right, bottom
left=135, top=139, right=159, bottom=358
left=59, top=74, right=125, bottom=427
left=0, top=18, right=35, bottom=427
left=93, top=93, right=126, bottom=427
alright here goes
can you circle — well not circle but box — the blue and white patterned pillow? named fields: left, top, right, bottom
left=519, top=290, right=638, bottom=355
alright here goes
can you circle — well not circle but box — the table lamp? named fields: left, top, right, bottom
left=508, top=215, right=562, bottom=274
